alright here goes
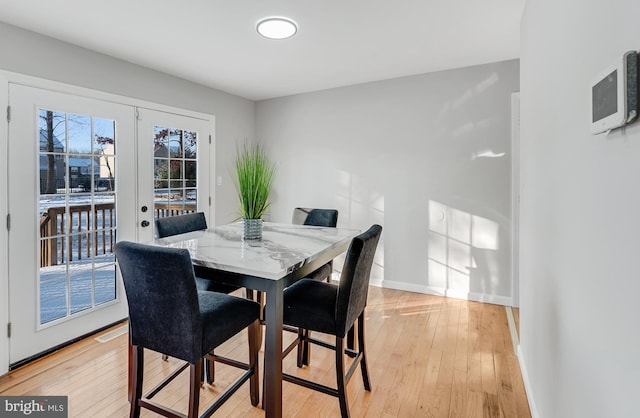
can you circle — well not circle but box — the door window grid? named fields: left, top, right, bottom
left=153, top=126, right=198, bottom=219
left=38, top=109, right=117, bottom=325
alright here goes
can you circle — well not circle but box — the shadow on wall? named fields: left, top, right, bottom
left=428, top=199, right=505, bottom=301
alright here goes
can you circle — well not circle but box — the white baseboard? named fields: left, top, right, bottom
left=505, top=306, right=519, bottom=353
left=380, top=279, right=513, bottom=306
left=369, top=277, right=384, bottom=287
left=517, top=345, right=540, bottom=418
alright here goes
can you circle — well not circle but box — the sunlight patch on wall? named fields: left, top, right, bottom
left=334, top=168, right=385, bottom=283
left=427, top=200, right=500, bottom=296
left=475, top=73, right=499, bottom=93
left=471, top=149, right=506, bottom=160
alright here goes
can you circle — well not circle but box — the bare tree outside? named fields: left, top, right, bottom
left=43, top=110, right=62, bottom=194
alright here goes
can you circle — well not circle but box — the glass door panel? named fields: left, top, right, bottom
left=38, top=110, right=117, bottom=325
left=8, top=84, right=133, bottom=364
left=153, top=126, right=198, bottom=218
left=136, top=108, right=211, bottom=243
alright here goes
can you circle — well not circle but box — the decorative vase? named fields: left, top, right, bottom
left=243, top=218, right=263, bottom=240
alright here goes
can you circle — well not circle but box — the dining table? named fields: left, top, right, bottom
left=150, top=221, right=361, bottom=418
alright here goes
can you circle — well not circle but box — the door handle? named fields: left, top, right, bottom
left=141, top=220, right=150, bottom=227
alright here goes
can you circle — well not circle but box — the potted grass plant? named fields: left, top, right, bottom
left=234, top=141, right=276, bottom=240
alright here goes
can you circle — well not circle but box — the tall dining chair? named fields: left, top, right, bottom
left=279, top=224, right=382, bottom=418
left=115, top=241, right=260, bottom=418
left=287, top=207, right=341, bottom=364
left=292, top=208, right=339, bottom=282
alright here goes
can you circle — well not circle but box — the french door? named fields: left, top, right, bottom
left=135, top=108, right=212, bottom=242
left=6, top=85, right=213, bottom=366
left=7, top=84, right=136, bottom=364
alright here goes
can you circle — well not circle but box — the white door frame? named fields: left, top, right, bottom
left=0, top=71, right=215, bottom=373
left=511, top=92, right=520, bottom=308
left=0, top=74, right=9, bottom=375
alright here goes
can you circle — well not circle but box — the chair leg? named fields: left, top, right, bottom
left=295, top=328, right=311, bottom=367
left=346, top=325, right=355, bottom=354
left=296, top=328, right=305, bottom=368
left=188, top=361, right=202, bottom=418
left=357, top=313, right=371, bottom=391
left=129, top=346, right=144, bottom=418
left=248, top=320, right=260, bottom=406
left=335, top=337, right=351, bottom=418
left=303, top=329, right=311, bottom=365
left=205, top=354, right=215, bottom=384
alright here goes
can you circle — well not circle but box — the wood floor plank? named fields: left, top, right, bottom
left=0, top=288, right=531, bottom=418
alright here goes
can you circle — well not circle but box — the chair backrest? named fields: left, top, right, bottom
left=335, top=224, right=382, bottom=336
left=115, top=241, right=203, bottom=363
left=155, top=212, right=208, bottom=238
left=292, top=208, right=338, bottom=227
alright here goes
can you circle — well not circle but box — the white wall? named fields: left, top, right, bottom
left=257, top=60, right=519, bottom=303
left=0, top=22, right=255, bottom=225
left=520, top=1, right=640, bottom=417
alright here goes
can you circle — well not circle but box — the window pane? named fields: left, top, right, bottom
left=68, top=114, right=92, bottom=154
left=154, top=127, right=169, bottom=156
left=95, top=241, right=116, bottom=264
left=95, top=265, right=116, bottom=305
left=169, top=160, right=183, bottom=181
left=184, top=131, right=197, bottom=159
left=95, top=194, right=116, bottom=228
left=185, top=161, right=197, bottom=181
left=169, top=129, right=183, bottom=158
left=95, top=172, right=115, bottom=192
left=68, top=156, right=95, bottom=192
left=39, top=153, right=65, bottom=195
left=94, top=118, right=115, bottom=155
left=40, top=236, right=67, bottom=269
left=68, top=232, right=93, bottom=264
left=154, top=159, right=168, bottom=188
left=39, top=110, right=67, bottom=153
left=70, top=269, right=93, bottom=314
left=40, top=277, right=67, bottom=324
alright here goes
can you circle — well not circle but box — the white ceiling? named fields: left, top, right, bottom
left=0, top=0, right=524, bottom=101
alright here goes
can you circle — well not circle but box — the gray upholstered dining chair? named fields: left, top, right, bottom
left=155, top=211, right=208, bottom=239
left=115, top=241, right=261, bottom=418
left=292, top=208, right=339, bottom=282
left=292, top=207, right=339, bottom=228
left=278, top=224, right=382, bottom=418
left=289, top=208, right=341, bottom=364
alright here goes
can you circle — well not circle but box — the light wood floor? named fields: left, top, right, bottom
left=0, top=287, right=531, bottom=417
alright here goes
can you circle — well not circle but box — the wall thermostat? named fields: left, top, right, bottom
left=590, top=50, right=638, bottom=134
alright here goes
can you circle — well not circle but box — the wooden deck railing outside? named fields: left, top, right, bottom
left=40, top=202, right=196, bottom=267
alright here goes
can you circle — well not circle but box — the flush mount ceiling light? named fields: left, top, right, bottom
left=256, top=17, right=298, bottom=40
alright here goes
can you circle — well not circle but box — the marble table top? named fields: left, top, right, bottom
left=153, top=222, right=361, bottom=280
